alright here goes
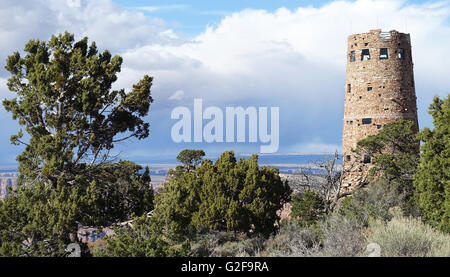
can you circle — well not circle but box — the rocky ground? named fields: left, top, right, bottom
left=0, top=172, right=18, bottom=199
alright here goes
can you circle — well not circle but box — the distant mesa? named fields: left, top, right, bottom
left=0, top=173, right=18, bottom=199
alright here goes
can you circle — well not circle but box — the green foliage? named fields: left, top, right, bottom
left=355, top=120, right=420, bottom=214
left=338, top=195, right=369, bottom=225
left=414, top=95, right=450, bottom=233
left=0, top=161, right=153, bottom=257
left=152, top=150, right=291, bottom=239
left=2, top=31, right=153, bottom=187
left=0, top=32, right=154, bottom=256
left=291, top=190, right=325, bottom=227
left=176, top=149, right=205, bottom=171
left=76, top=161, right=154, bottom=227
left=0, top=183, right=82, bottom=256
left=338, top=179, right=418, bottom=224
left=94, top=216, right=189, bottom=257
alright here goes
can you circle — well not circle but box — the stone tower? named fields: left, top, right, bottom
left=342, top=29, right=418, bottom=191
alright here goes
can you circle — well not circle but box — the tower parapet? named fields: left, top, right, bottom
left=342, top=29, right=419, bottom=190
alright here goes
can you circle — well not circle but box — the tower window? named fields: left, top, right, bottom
left=367, top=87, right=373, bottom=91
left=363, top=155, right=371, bottom=164
left=350, top=51, right=356, bottom=62
left=346, top=155, right=351, bottom=161
left=362, top=118, right=372, bottom=125
left=377, top=125, right=382, bottom=129
left=399, top=48, right=405, bottom=60
left=361, top=49, right=370, bottom=61
left=379, top=48, right=388, bottom=59
left=347, top=84, right=351, bottom=93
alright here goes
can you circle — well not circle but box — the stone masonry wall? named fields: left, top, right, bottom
left=342, top=29, right=419, bottom=191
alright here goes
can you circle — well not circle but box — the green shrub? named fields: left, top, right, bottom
left=337, top=196, right=369, bottom=226
left=291, top=190, right=325, bottom=227
left=338, top=180, right=420, bottom=225
left=93, top=216, right=189, bottom=257
left=152, top=151, right=291, bottom=239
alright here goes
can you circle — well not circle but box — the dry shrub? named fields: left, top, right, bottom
left=262, top=222, right=321, bottom=257
left=320, top=213, right=367, bottom=257
left=367, top=207, right=450, bottom=257
left=190, top=231, right=264, bottom=257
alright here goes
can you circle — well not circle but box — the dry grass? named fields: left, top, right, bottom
left=367, top=208, right=450, bottom=257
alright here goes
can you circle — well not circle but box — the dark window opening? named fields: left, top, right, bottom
left=379, top=48, right=388, bottom=59
left=361, top=49, right=371, bottom=61
left=368, top=87, right=373, bottom=91
left=363, top=155, right=371, bottom=164
left=350, top=51, right=356, bottom=62
left=399, top=48, right=405, bottom=60
left=362, top=118, right=372, bottom=125
left=347, top=84, right=351, bottom=93
left=377, top=125, right=382, bottom=129
left=346, top=155, right=351, bottom=161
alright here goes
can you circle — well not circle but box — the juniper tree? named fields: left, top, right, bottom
left=354, top=120, right=420, bottom=215
left=0, top=32, right=154, bottom=256
left=176, top=149, right=205, bottom=171
left=291, top=190, right=325, bottom=227
left=414, top=95, right=450, bottom=233
left=152, top=150, right=291, bottom=239
left=3, top=32, right=153, bottom=187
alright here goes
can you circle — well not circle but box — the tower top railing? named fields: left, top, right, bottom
left=379, top=32, right=391, bottom=40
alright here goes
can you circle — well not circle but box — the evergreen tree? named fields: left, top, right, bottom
left=291, top=190, right=325, bottom=227
left=0, top=32, right=154, bottom=256
left=355, top=120, right=420, bottom=214
left=176, top=149, right=205, bottom=171
left=93, top=216, right=189, bottom=257
left=152, top=150, right=291, bottom=239
left=414, top=95, right=450, bottom=233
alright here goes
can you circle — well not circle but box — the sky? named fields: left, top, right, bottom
left=0, top=0, right=449, bottom=165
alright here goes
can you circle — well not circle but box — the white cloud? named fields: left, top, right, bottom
left=0, top=0, right=178, bottom=77
left=118, top=0, right=450, bottom=120
left=137, top=5, right=189, bottom=13
left=0, top=77, right=14, bottom=113
left=289, top=140, right=342, bottom=154
left=168, top=90, right=185, bottom=101
left=1, top=0, right=450, bottom=154
left=0, top=78, right=8, bottom=96
left=113, top=0, right=450, bottom=153
left=67, top=0, right=81, bottom=8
